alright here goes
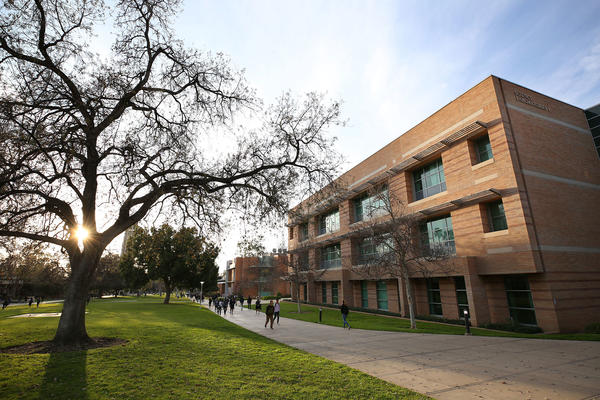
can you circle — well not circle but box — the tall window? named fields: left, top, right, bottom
left=504, top=276, right=537, bottom=326
left=319, top=209, right=340, bottom=235
left=321, top=283, right=327, bottom=303
left=475, top=135, right=493, bottom=163
left=331, top=282, right=339, bottom=304
left=427, top=278, right=443, bottom=316
left=303, top=284, right=307, bottom=301
left=357, top=235, right=393, bottom=264
left=361, top=281, right=368, bottom=308
left=320, top=243, right=341, bottom=269
left=455, top=277, right=469, bottom=319
left=413, top=159, right=446, bottom=201
left=299, top=223, right=309, bottom=241
left=376, top=280, right=388, bottom=310
left=487, top=200, right=508, bottom=231
left=420, top=215, right=455, bottom=255
left=353, top=185, right=389, bottom=222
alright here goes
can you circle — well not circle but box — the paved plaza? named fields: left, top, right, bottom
left=214, top=305, right=600, bottom=400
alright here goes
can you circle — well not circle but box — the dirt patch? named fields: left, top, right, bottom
left=0, top=337, right=128, bottom=354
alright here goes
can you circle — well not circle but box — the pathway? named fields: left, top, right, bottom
left=212, top=305, right=600, bottom=400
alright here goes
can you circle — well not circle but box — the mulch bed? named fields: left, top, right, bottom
left=0, top=337, right=128, bottom=354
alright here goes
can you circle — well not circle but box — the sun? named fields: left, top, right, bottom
left=74, top=225, right=89, bottom=241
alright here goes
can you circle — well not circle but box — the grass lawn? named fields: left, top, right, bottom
left=248, top=301, right=600, bottom=341
left=0, top=297, right=428, bottom=400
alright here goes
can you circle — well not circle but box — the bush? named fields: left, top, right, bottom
left=584, top=322, right=600, bottom=334
left=262, top=294, right=291, bottom=300
left=480, top=321, right=543, bottom=334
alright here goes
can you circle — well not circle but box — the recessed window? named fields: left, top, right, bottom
left=361, top=281, right=368, bottom=308
left=321, top=283, right=327, bottom=303
left=427, top=278, right=443, bottom=316
left=357, top=235, right=393, bottom=264
left=331, top=282, right=339, bottom=304
left=455, top=277, right=469, bottom=319
left=299, top=223, right=309, bottom=241
left=487, top=200, right=508, bottom=232
left=320, top=243, right=341, bottom=269
left=353, top=185, right=389, bottom=222
left=420, top=215, right=455, bottom=256
left=504, top=276, right=537, bottom=326
left=474, top=135, right=493, bottom=163
left=376, top=280, right=388, bottom=310
left=318, top=209, right=340, bottom=235
left=289, top=226, right=294, bottom=240
left=413, top=159, right=446, bottom=201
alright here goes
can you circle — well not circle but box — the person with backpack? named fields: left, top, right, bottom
left=341, top=300, right=350, bottom=329
left=265, top=300, right=275, bottom=329
left=255, top=298, right=261, bottom=314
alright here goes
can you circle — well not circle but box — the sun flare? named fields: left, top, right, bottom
left=74, top=225, right=89, bottom=241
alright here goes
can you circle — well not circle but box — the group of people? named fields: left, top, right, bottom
left=1, top=296, right=43, bottom=310
left=206, top=294, right=282, bottom=329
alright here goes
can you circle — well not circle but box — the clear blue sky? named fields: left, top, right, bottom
left=114, top=1, right=600, bottom=269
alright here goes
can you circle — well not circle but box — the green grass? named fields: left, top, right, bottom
left=252, top=301, right=600, bottom=341
left=0, top=297, right=428, bottom=400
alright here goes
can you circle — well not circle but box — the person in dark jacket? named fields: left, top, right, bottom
left=247, top=296, right=252, bottom=310
left=265, top=300, right=275, bottom=329
left=341, top=300, right=350, bottom=329
left=255, top=298, right=261, bottom=314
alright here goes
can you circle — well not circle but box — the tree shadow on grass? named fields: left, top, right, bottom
left=40, top=350, right=88, bottom=400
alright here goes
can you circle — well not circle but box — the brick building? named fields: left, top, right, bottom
left=224, top=252, right=290, bottom=298
left=287, top=75, right=600, bottom=333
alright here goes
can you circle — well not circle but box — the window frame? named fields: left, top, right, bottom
left=376, top=280, right=388, bottom=310
left=299, top=222, right=309, bottom=241
left=504, top=276, right=538, bottom=326
left=331, top=282, right=339, bottom=305
left=420, top=215, right=456, bottom=256
left=320, top=243, right=342, bottom=269
left=353, top=184, right=389, bottom=222
left=361, top=281, right=368, bottom=308
left=427, top=278, right=443, bottom=316
left=454, top=276, right=469, bottom=319
left=474, top=134, right=493, bottom=163
left=318, top=209, right=340, bottom=235
left=321, top=282, right=327, bottom=303
left=412, top=159, right=446, bottom=201
left=487, top=200, right=508, bottom=232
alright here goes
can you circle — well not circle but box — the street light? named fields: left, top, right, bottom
left=464, top=309, right=471, bottom=335
left=200, top=281, right=204, bottom=304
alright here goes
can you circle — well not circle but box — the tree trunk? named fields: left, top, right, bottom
left=163, top=281, right=171, bottom=304
left=403, top=276, right=417, bottom=329
left=53, top=250, right=100, bottom=346
left=296, top=282, right=301, bottom=313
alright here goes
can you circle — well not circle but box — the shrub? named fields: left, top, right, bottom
left=584, top=322, right=600, bottom=334
left=480, top=321, right=543, bottom=334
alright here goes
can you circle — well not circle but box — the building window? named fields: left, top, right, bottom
left=318, top=209, right=340, bottom=235
left=413, top=159, right=446, bottom=201
left=353, top=185, right=389, bottom=222
left=504, top=276, right=537, bottom=326
left=321, top=283, right=327, bottom=303
left=455, top=277, right=469, bottom=319
left=376, top=280, right=388, bottom=310
left=331, top=282, right=339, bottom=304
left=320, top=243, right=341, bottom=269
left=357, top=235, right=393, bottom=264
left=474, top=135, right=493, bottom=163
left=299, top=223, right=309, bottom=241
left=427, top=278, right=443, bottom=316
left=420, top=215, right=455, bottom=256
left=487, top=200, right=508, bottom=232
left=361, top=281, right=368, bottom=308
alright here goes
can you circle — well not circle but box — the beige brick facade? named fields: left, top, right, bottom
left=288, top=76, right=600, bottom=333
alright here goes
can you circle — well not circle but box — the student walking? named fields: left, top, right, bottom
left=36, top=297, right=41, bottom=308
left=265, top=300, right=275, bottom=329
left=255, top=298, right=262, bottom=314
left=208, top=297, right=212, bottom=308
left=274, top=299, right=281, bottom=324
left=28, top=297, right=33, bottom=307
left=2, top=296, right=10, bottom=310
left=341, top=300, right=351, bottom=329
left=222, top=300, right=228, bottom=315
left=247, top=296, right=252, bottom=310
left=229, top=297, right=235, bottom=313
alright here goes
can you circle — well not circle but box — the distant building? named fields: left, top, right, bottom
left=288, top=75, right=600, bottom=333
left=224, top=250, right=289, bottom=298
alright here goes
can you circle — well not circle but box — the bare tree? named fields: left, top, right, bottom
left=351, top=186, right=454, bottom=329
left=0, top=0, right=341, bottom=345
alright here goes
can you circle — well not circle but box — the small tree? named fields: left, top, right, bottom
left=351, top=187, right=453, bottom=329
left=282, top=244, right=314, bottom=312
left=120, top=224, right=219, bottom=304
left=91, top=253, right=125, bottom=298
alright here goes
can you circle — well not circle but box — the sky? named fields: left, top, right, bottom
left=105, top=0, right=600, bottom=271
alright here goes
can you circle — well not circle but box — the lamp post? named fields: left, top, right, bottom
left=464, top=309, right=471, bottom=335
left=200, top=281, right=205, bottom=304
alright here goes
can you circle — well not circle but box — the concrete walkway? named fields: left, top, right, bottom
left=212, top=306, right=600, bottom=400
